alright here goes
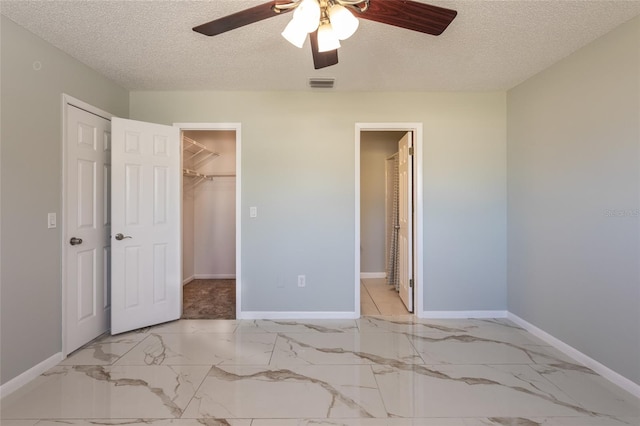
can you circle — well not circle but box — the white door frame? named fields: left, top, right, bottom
left=355, top=123, right=423, bottom=316
left=173, top=123, right=242, bottom=318
left=61, top=94, right=113, bottom=357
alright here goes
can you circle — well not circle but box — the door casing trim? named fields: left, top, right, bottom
left=355, top=123, right=424, bottom=316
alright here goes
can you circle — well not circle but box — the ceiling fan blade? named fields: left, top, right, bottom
left=310, top=30, right=339, bottom=69
left=193, top=1, right=293, bottom=36
left=356, top=0, right=457, bottom=36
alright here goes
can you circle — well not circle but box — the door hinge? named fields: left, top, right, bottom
left=409, top=278, right=414, bottom=288
left=408, top=147, right=414, bottom=156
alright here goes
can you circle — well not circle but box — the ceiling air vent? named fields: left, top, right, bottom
left=308, top=78, right=335, bottom=89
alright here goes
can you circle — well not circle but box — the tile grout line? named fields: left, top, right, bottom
left=362, top=280, right=382, bottom=315
left=364, top=279, right=409, bottom=315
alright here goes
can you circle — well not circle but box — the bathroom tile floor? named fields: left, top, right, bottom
left=1, top=317, right=638, bottom=425
left=361, top=278, right=409, bottom=316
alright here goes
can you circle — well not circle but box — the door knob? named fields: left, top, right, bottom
left=115, top=233, right=132, bottom=241
left=69, top=237, right=83, bottom=246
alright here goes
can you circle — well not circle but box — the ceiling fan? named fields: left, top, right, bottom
left=193, top=0, right=457, bottom=70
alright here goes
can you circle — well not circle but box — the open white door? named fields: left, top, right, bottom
left=111, top=118, right=181, bottom=334
left=398, top=133, right=413, bottom=312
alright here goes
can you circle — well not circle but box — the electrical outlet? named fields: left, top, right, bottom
left=297, top=275, right=306, bottom=287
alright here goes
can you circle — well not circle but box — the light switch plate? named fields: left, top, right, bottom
left=48, top=213, right=56, bottom=229
left=250, top=207, right=257, bottom=218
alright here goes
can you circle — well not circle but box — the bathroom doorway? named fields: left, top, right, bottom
left=356, top=123, right=423, bottom=316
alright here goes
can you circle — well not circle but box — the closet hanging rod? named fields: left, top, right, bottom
left=183, top=168, right=214, bottom=181
left=183, top=169, right=235, bottom=179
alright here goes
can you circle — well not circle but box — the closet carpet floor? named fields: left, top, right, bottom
left=182, top=279, right=235, bottom=319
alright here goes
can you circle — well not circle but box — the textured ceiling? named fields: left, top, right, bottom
left=2, top=0, right=639, bottom=91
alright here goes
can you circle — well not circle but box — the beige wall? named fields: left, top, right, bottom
left=183, top=174, right=195, bottom=282
left=508, top=15, right=640, bottom=385
left=0, top=16, right=129, bottom=385
left=130, top=91, right=507, bottom=313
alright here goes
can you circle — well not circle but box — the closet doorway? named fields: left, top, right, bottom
left=179, top=125, right=240, bottom=319
left=356, top=123, right=423, bottom=317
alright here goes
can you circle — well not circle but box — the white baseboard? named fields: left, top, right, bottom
left=237, top=311, right=359, bottom=320
left=360, top=272, right=386, bottom=279
left=194, top=274, right=236, bottom=279
left=420, top=310, right=508, bottom=319
left=0, top=352, right=63, bottom=399
left=507, top=312, right=640, bottom=399
left=183, top=276, right=195, bottom=286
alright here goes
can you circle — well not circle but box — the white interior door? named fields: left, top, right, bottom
left=398, top=133, right=413, bottom=312
left=111, top=118, right=181, bottom=334
left=65, top=104, right=111, bottom=353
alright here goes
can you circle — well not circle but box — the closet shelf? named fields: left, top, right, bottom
left=182, top=136, right=220, bottom=168
left=182, top=135, right=235, bottom=187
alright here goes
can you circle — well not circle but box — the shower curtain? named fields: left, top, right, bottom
left=386, top=154, right=400, bottom=291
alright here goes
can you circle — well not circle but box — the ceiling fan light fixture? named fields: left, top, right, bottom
left=328, top=3, right=359, bottom=40
left=193, top=0, right=458, bottom=70
left=317, top=22, right=341, bottom=52
left=292, top=0, right=321, bottom=33
left=282, top=19, right=308, bottom=48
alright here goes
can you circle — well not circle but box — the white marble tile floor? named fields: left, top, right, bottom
left=1, top=317, right=638, bottom=425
